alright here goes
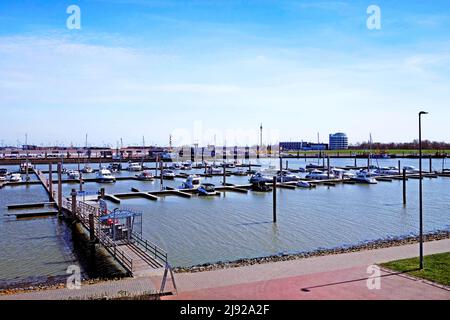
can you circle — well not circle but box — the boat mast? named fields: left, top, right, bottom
left=317, top=132, right=320, bottom=165
left=141, top=136, right=145, bottom=168
left=25, top=133, right=29, bottom=181
left=369, top=133, right=373, bottom=170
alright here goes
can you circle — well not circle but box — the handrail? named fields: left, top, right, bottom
left=131, top=231, right=168, bottom=263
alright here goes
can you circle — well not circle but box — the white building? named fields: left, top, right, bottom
left=329, top=133, right=348, bottom=150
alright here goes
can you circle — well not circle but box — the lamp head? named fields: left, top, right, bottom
left=419, top=111, right=428, bottom=116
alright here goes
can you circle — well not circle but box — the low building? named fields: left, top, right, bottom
left=329, top=133, right=348, bottom=150
left=279, top=142, right=328, bottom=151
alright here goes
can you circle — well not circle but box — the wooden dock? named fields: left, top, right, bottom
left=27, top=168, right=176, bottom=292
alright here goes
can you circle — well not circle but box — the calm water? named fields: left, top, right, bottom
left=1, top=157, right=449, bottom=286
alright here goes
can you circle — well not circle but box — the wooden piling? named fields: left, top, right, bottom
left=402, top=168, right=407, bottom=205
left=398, top=160, right=401, bottom=175
left=57, top=162, right=62, bottom=213
left=89, top=213, right=95, bottom=242
left=429, top=157, right=432, bottom=172
left=327, top=156, right=330, bottom=179
left=222, top=163, right=226, bottom=186
left=354, top=156, right=357, bottom=167
left=160, top=160, right=163, bottom=189
left=100, top=188, right=105, bottom=199
left=272, top=176, right=277, bottom=223
left=48, top=163, right=53, bottom=202
left=71, top=189, right=77, bottom=217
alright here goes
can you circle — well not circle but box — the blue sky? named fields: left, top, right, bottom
left=1, top=0, right=450, bottom=147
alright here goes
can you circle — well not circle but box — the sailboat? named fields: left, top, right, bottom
left=351, top=134, right=378, bottom=184
left=82, top=134, right=93, bottom=173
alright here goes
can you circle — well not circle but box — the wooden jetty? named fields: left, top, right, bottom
left=27, top=167, right=177, bottom=293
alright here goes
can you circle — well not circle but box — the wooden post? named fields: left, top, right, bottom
left=160, top=160, right=163, bottom=189
left=272, top=176, right=277, bottom=223
left=89, top=213, right=95, bottom=242
left=222, top=163, right=226, bottom=186
left=398, top=160, right=401, bottom=175
left=327, top=156, right=330, bottom=179
left=71, top=188, right=77, bottom=217
left=285, top=160, right=288, bottom=170
left=100, top=187, right=105, bottom=199
left=48, top=163, right=53, bottom=202
left=354, top=156, right=357, bottom=167
left=429, top=156, right=432, bottom=173
left=402, top=169, right=407, bottom=205
left=57, top=162, right=62, bottom=213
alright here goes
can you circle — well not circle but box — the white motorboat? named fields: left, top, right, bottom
left=403, top=166, right=419, bottom=174
left=167, top=162, right=181, bottom=170
left=136, top=170, right=154, bottom=181
left=261, top=165, right=278, bottom=176
left=351, top=170, right=378, bottom=184
left=376, top=167, right=399, bottom=175
left=96, top=169, right=116, bottom=183
left=128, top=162, right=142, bottom=171
left=82, top=166, right=93, bottom=174
left=181, top=161, right=192, bottom=170
left=224, top=160, right=236, bottom=168
left=197, top=183, right=217, bottom=196
left=66, top=170, right=81, bottom=180
left=162, top=169, right=176, bottom=180
left=249, top=172, right=273, bottom=183
left=277, top=170, right=300, bottom=182
left=306, top=163, right=325, bottom=170
left=20, top=162, right=34, bottom=173
left=297, top=181, right=315, bottom=188
left=305, top=170, right=331, bottom=180
left=10, top=173, right=22, bottom=182
left=108, top=163, right=122, bottom=172
left=207, top=166, right=223, bottom=175
left=179, top=175, right=201, bottom=190
left=331, top=168, right=356, bottom=179
left=0, top=168, right=8, bottom=181
left=233, top=168, right=247, bottom=176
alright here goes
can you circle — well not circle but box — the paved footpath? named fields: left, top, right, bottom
left=2, top=239, right=449, bottom=300
left=165, top=239, right=450, bottom=300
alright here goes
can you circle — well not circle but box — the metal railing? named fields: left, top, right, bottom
left=131, top=231, right=168, bottom=265
left=63, top=198, right=134, bottom=273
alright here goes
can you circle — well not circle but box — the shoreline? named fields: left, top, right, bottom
left=173, top=230, right=450, bottom=273
left=1, top=230, right=448, bottom=296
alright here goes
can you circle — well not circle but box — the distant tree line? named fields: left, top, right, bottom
left=350, top=140, right=450, bottom=150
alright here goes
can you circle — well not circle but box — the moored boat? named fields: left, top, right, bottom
left=305, top=170, right=331, bottom=180
left=136, top=170, right=154, bottom=181
left=82, top=165, right=94, bottom=174
left=179, top=175, right=201, bottom=189
left=249, top=172, right=273, bottom=184
left=10, top=173, right=22, bottom=182
left=96, top=168, right=116, bottom=183
left=351, top=170, right=378, bottom=184
left=197, top=183, right=217, bottom=196
left=66, top=170, right=81, bottom=180
left=127, top=162, right=142, bottom=171
left=162, top=169, right=176, bottom=180
left=297, top=181, right=315, bottom=188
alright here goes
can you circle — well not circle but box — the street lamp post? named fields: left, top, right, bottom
left=418, top=111, right=428, bottom=270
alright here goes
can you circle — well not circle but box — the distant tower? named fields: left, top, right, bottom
left=260, top=123, right=263, bottom=147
